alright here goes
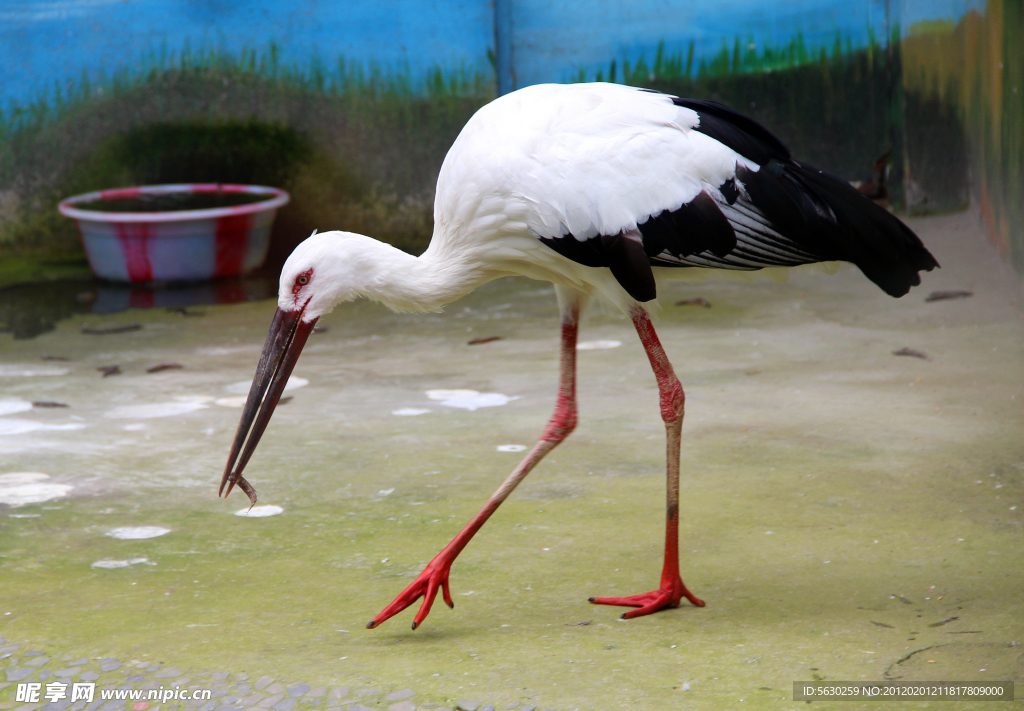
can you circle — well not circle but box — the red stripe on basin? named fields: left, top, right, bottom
left=116, top=222, right=153, bottom=282
left=101, top=187, right=144, bottom=200
left=214, top=212, right=252, bottom=278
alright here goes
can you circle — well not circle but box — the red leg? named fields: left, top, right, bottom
left=368, top=298, right=582, bottom=630
left=590, top=306, right=704, bottom=618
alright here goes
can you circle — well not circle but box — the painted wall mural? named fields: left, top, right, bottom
left=903, top=0, right=1024, bottom=271
left=0, top=0, right=1019, bottom=287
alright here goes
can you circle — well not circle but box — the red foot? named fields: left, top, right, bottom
left=366, top=556, right=455, bottom=630
left=590, top=576, right=704, bottom=619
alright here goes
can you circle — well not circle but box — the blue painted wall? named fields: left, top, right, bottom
left=0, top=0, right=985, bottom=112
left=0, top=0, right=494, bottom=110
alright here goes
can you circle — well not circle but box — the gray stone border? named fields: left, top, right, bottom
left=0, top=637, right=554, bottom=711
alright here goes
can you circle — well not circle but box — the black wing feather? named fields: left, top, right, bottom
left=540, top=94, right=938, bottom=301
left=601, top=232, right=657, bottom=302
left=639, top=191, right=736, bottom=260
left=671, top=97, right=792, bottom=164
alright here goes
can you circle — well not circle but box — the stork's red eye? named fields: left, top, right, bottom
left=291, top=269, right=313, bottom=297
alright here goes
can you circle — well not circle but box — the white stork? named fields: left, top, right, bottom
left=220, top=82, right=938, bottom=630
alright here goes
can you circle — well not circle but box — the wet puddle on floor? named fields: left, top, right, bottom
left=91, top=557, right=155, bottom=569
left=104, top=400, right=212, bottom=419
left=0, top=472, right=73, bottom=507
left=105, top=526, right=172, bottom=539
left=575, top=339, right=621, bottom=350
left=425, top=389, right=519, bottom=411
left=0, top=273, right=274, bottom=339
left=234, top=505, right=284, bottom=517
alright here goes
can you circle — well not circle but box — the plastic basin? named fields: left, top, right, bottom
left=59, top=183, right=289, bottom=283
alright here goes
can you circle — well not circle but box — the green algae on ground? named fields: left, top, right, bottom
left=1, top=211, right=1022, bottom=710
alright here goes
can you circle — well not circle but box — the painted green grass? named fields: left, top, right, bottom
left=557, top=28, right=913, bottom=210
left=0, top=41, right=492, bottom=142
left=604, top=34, right=905, bottom=205
left=571, top=28, right=894, bottom=85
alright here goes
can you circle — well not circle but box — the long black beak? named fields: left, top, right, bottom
left=220, top=306, right=319, bottom=505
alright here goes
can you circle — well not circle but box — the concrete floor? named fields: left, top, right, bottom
left=1, top=209, right=1022, bottom=710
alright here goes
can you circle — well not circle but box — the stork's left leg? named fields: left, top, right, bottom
left=590, top=307, right=705, bottom=618
left=367, top=290, right=585, bottom=630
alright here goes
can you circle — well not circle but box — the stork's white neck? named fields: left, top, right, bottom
left=361, top=237, right=487, bottom=313
left=291, top=232, right=491, bottom=317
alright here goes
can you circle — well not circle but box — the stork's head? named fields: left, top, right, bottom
left=221, top=230, right=370, bottom=503
left=277, top=231, right=380, bottom=320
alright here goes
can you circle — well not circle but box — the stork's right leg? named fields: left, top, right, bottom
left=368, top=290, right=585, bottom=630
left=589, top=306, right=704, bottom=618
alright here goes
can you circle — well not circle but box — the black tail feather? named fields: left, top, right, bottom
left=739, top=161, right=939, bottom=297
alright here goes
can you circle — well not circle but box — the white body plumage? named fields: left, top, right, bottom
left=282, top=84, right=752, bottom=316
left=280, top=82, right=934, bottom=319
